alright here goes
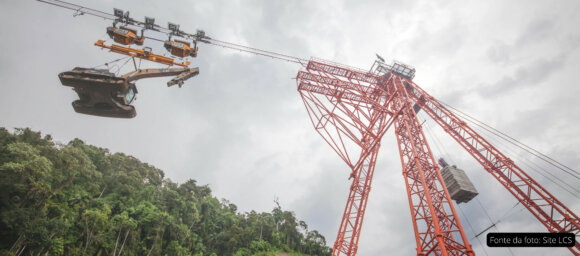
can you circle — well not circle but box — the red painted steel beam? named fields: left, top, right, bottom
left=401, top=78, right=580, bottom=255
left=391, top=76, right=474, bottom=256
left=298, top=61, right=395, bottom=255
left=298, top=60, right=474, bottom=255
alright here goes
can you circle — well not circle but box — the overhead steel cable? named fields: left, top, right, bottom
left=440, top=101, right=580, bottom=180
left=205, top=38, right=308, bottom=66
left=462, top=114, right=580, bottom=198
left=420, top=102, right=580, bottom=197
left=38, top=0, right=310, bottom=67
left=474, top=196, right=518, bottom=256
left=457, top=205, right=490, bottom=256
left=483, top=127, right=580, bottom=197
left=420, top=109, right=562, bottom=256
left=37, top=0, right=115, bottom=20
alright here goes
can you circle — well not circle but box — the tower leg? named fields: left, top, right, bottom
left=394, top=101, right=473, bottom=255
left=333, top=145, right=380, bottom=255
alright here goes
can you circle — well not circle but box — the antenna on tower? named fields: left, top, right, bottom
left=375, top=53, right=385, bottom=62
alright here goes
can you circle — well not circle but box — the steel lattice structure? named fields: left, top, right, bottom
left=296, top=59, right=580, bottom=255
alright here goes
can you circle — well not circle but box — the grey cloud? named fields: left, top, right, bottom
left=486, top=18, right=556, bottom=65
left=487, top=42, right=512, bottom=64
left=480, top=55, right=566, bottom=97
left=515, top=19, right=555, bottom=47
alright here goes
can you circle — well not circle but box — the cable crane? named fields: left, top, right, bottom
left=38, top=0, right=580, bottom=255
left=50, top=3, right=203, bottom=118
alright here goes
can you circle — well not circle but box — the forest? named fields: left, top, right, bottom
left=0, top=128, right=331, bottom=256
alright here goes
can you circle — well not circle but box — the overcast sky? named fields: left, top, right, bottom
left=1, top=0, right=579, bottom=255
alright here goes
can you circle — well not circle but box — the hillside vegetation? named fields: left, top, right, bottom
left=0, top=128, right=331, bottom=256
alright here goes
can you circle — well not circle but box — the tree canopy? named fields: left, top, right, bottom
left=0, top=128, right=331, bottom=256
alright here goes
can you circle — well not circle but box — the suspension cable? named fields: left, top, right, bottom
left=441, top=101, right=580, bottom=180
left=450, top=107, right=580, bottom=197
left=421, top=112, right=511, bottom=255
left=473, top=198, right=515, bottom=256
left=496, top=202, right=522, bottom=223
left=37, top=0, right=310, bottom=67
left=471, top=121, right=580, bottom=198
left=420, top=112, right=452, bottom=162
left=457, top=205, right=490, bottom=256
left=205, top=38, right=308, bottom=66
left=37, top=0, right=115, bottom=20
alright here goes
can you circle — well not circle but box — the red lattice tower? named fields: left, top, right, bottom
left=296, top=58, right=580, bottom=255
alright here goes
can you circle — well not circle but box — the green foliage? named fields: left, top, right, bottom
left=0, top=128, right=331, bottom=256
left=250, top=240, right=272, bottom=253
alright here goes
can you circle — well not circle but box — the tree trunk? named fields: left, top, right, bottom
left=84, top=217, right=91, bottom=254
left=113, top=230, right=121, bottom=256
left=147, top=223, right=165, bottom=256
left=146, top=233, right=157, bottom=256
left=117, top=229, right=130, bottom=256
left=16, top=245, right=26, bottom=256
left=97, top=186, right=106, bottom=199
left=9, top=234, right=24, bottom=253
left=187, top=221, right=195, bottom=233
